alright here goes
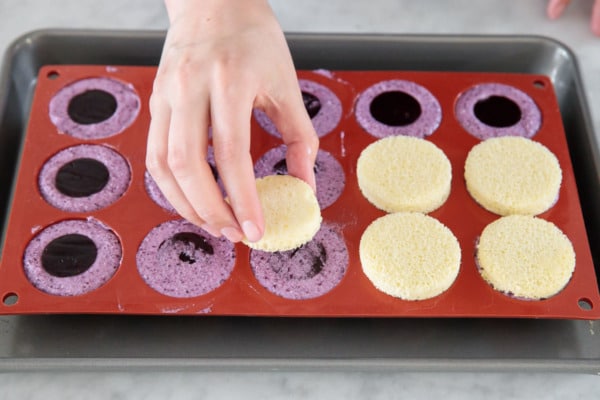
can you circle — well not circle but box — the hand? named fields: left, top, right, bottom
left=547, top=0, right=600, bottom=35
left=146, top=0, right=319, bottom=243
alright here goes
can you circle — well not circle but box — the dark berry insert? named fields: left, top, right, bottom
left=302, top=91, right=322, bottom=119
left=55, top=158, right=110, bottom=198
left=370, top=91, right=422, bottom=126
left=270, top=241, right=328, bottom=280
left=159, top=232, right=214, bottom=265
left=473, top=95, right=522, bottom=128
left=41, top=234, right=98, bottom=277
left=67, top=89, right=117, bottom=125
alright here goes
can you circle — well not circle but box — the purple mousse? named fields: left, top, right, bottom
left=49, top=77, right=140, bottom=139
left=144, top=146, right=222, bottom=213
left=254, top=79, right=342, bottom=138
left=23, top=218, right=122, bottom=296
left=38, top=144, right=131, bottom=212
left=355, top=80, right=442, bottom=138
left=250, top=223, right=348, bottom=300
left=254, top=145, right=345, bottom=209
left=136, top=219, right=235, bottom=298
left=455, top=83, right=542, bottom=139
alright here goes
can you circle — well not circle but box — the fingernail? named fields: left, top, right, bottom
left=242, top=220, right=262, bottom=243
left=221, top=226, right=243, bottom=243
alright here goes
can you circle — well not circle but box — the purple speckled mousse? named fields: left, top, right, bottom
left=23, top=218, right=122, bottom=296
left=38, top=144, right=131, bottom=212
left=250, top=223, right=348, bottom=300
left=254, top=145, right=345, bottom=209
left=355, top=80, right=442, bottom=138
left=144, top=146, right=222, bottom=213
left=136, top=219, right=235, bottom=298
left=254, top=79, right=342, bottom=138
left=49, top=77, right=140, bottom=139
left=455, top=83, right=542, bottom=139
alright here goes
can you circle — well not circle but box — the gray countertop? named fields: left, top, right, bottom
left=1, top=0, right=600, bottom=398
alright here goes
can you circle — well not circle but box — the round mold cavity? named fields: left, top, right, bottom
left=355, top=79, right=442, bottom=138
left=250, top=223, right=348, bottom=300
left=455, top=83, right=542, bottom=139
left=254, top=145, right=345, bottom=209
left=253, top=79, right=342, bottom=138
left=23, top=218, right=122, bottom=296
left=38, top=144, right=131, bottom=212
left=49, top=76, right=140, bottom=139
left=136, top=219, right=236, bottom=298
left=144, top=146, right=222, bottom=213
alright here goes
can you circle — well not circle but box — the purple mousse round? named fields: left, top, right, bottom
left=253, top=79, right=342, bottom=138
left=49, top=77, right=140, bottom=139
left=254, top=145, right=345, bottom=209
left=38, top=144, right=131, bottom=212
left=23, top=218, right=122, bottom=296
left=144, top=146, right=222, bottom=213
left=455, top=83, right=542, bottom=139
left=136, top=219, right=236, bottom=298
left=355, top=80, right=442, bottom=138
left=250, top=223, right=348, bottom=300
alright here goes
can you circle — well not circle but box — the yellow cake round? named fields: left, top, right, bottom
left=464, top=136, right=562, bottom=216
left=357, top=136, right=452, bottom=213
left=359, top=212, right=461, bottom=300
left=243, top=175, right=322, bottom=252
left=476, top=215, right=575, bottom=299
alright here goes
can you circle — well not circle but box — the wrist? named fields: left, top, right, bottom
left=164, top=0, right=271, bottom=25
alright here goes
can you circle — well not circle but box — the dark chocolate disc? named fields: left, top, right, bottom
left=41, top=233, right=97, bottom=277
left=55, top=158, right=110, bottom=198
left=67, top=89, right=118, bottom=125
left=370, top=91, right=422, bottom=126
left=302, top=91, right=322, bottom=118
left=474, top=95, right=522, bottom=128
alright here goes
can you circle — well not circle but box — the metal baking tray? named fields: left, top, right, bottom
left=0, top=30, right=599, bottom=373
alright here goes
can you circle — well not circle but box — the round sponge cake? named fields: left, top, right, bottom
left=464, top=136, right=562, bottom=216
left=476, top=215, right=575, bottom=299
left=357, top=136, right=451, bottom=213
left=360, top=212, right=461, bottom=300
left=244, top=175, right=322, bottom=252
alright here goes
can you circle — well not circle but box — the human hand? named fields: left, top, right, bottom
left=547, top=0, right=600, bottom=35
left=146, top=0, right=319, bottom=243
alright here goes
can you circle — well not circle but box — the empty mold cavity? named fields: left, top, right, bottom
left=39, top=144, right=131, bottom=212
left=455, top=83, right=541, bottom=139
left=250, top=223, right=348, bottom=300
left=355, top=80, right=441, bottom=138
left=136, top=219, right=236, bottom=298
left=23, top=219, right=122, bottom=296
left=49, top=76, right=140, bottom=139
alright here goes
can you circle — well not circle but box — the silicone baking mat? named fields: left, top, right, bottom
left=0, top=65, right=597, bottom=318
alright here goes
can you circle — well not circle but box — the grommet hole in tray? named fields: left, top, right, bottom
left=578, top=298, right=593, bottom=311
left=2, top=293, right=18, bottom=306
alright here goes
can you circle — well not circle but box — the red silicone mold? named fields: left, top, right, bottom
left=0, top=65, right=597, bottom=318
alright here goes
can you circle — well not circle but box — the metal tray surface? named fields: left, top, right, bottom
left=0, top=30, right=599, bottom=372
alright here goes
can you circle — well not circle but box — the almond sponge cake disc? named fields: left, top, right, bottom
left=243, top=175, right=322, bottom=252
left=476, top=215, right=575, bottom=300
left=464, top=136, right=562, bottom=216
left=360, top=212, right=461, bottom=300
left=357, top=136, right=452, bottom=213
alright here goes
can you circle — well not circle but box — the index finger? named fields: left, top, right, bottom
left=265, top=83, right=320, bottom=192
